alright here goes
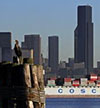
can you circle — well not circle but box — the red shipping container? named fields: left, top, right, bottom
left=90, top=75, right=97, bottom=81
left=88, top=80, right=94, bottom=83
left=72, top=80, right=80, bottom=87
left=64, top=78, right=71, bottom=82
left=50, top=77, right=56, bottom=80
left=97, top=76, right=100, bottom=80
left=97, top=82, right=100, bottom=86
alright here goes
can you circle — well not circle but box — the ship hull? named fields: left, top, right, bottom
left=45, top=87, right=100, bottom=98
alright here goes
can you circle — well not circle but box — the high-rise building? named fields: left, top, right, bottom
left=97, top=61, right=100, bottom=69
left=0, top=32, right=12, bottom=62
left=68, top=58, right=74, bottom=67
left=21, top=34, right=41, bottom=65
left=74, top=5, right=93, bottom=74
left=48, top=36, right=59, bottom=72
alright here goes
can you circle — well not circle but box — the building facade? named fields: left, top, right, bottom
left=48, top=36, right=59, bottom=72
left=74, top=5, right=93, bottom=74
left=21, top=34, right=41, bottom=65
left=0, top=32, right=12, bottom=62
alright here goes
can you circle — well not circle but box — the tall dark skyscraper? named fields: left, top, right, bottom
left=21, top=34, right=41, bottom=65
left=74, top=5, right=93, bottom=74
left=48, top=36, right=59, bottom=72
left=0, top=32, right=12, bottom=62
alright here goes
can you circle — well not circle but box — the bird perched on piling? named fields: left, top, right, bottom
left=14, top=40, right=22, bottom=64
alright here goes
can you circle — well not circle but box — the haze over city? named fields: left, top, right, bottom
left=0, top=0, right=100, bottom=66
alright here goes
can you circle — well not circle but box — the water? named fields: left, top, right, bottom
left=46, top=98, right=100, bottom=108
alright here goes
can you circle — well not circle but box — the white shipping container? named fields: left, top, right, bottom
left=81, top=83, right=87, bottom=86
left=81, top=78, right=88, bottom=81
left=81, top=80, right=87, bottom=82
left=81, top=81, right=87, bottom=83
left=81, top=81, right=88, bottom=84
left=88, top=82, right=95, bottom=86
left=47, top=80, right=56, bottom=86
left=71, top=78, right=75, bottom=81
left=96, top=80, right=100, bottom=83
left=81, top=79, right=87, bottom=81
left=81, top=82, right=87, bottom=86
left=64, top=82, right=72, bottom=86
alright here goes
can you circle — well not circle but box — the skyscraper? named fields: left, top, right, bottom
left=21, top=34, right=41, bottom=65
left=74, top=5, right=93, bottom=74
left=0, top=32, right=12, bottom=62
left=48, top=36, right=59, bottom=72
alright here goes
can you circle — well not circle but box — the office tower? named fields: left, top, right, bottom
left=74, top=5, right=93, bottom=74
left=97, top=61, right=100, bottom=69
left=68, top=58, right=74, bottom=67
left=48, top=36, right=59, bottom=72
left=21, top=34, right=41, bottom=65
left=0, top=32, right=12, bottom=62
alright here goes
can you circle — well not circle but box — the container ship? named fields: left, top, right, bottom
left=45, top=74, right=100, bottom=98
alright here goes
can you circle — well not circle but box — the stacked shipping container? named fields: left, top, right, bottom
left=64, top=78, right=71, bottom=86
left=46, top=75, right=100, bottom=87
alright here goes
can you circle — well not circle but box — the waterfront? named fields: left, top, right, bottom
left=46, top=98, right=100, bottom=108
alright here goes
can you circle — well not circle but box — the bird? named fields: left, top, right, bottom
left=14, top=40, right=22, bottom=64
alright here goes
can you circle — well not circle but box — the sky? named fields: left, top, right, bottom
left=0, top=0, right=100, bottom=66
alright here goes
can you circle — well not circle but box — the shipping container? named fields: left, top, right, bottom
left=88, top=80, right=95, bottom=86
left=47, top=80, right=56, bottom=86
left=81, top=82, right=87, bottom=86
left=81, top=83, right=87, bottom=86
left=97, top=76, right=100, bottom=80
left=80, top=78, right=88, bottom=86
left=50, top=77, right=56, bottom=80
left=90, top=75, right=97, bottom=81
left=96, top=80, right=100, bottom=83
left=80, top=78, right=88, bottom=81
left=55, top=78, right=64, bottom=86
left=64, top=82, right=72, bottom=86
left=64, top=78, right=71, bottom=82
left=97, top=82, right=100, bottom=86
left=71, top=78, right=75, bottom=81
left=72, top=80, right=80, bottom=87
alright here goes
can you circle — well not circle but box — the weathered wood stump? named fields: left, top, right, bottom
left=0, top=62, right=45, bottom=108
left=30, top=65, right=45, bottom=108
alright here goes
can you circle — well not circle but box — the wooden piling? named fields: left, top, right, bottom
left=30, top=65, right=45, bottom=108
left=0, top=62, right=45, bottom=108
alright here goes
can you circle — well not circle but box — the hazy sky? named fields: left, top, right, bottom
left=0, top=0, right=100, bottom=66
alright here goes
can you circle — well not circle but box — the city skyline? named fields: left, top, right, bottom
left=0, top=1, right=100, bottom=66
